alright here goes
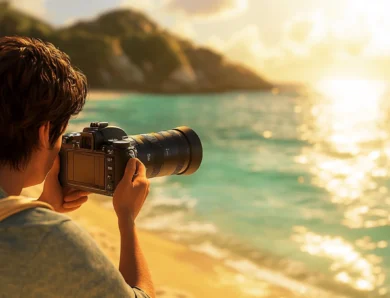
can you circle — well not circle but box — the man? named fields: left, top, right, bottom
left=0, top=36, right=155, bottom=298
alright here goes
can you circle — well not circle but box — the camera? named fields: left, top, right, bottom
left=59, top=122, right=203, bottom=196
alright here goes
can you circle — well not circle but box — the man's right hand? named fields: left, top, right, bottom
left=111, top=158, right=155, bottom=297
left=113, top=158, right=150, bottom=222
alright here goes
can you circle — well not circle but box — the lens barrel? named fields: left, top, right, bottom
left=128, top=126, right=202, bottom=178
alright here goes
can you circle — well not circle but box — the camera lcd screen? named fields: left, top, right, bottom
left=67, top=151, right=105, bottom=188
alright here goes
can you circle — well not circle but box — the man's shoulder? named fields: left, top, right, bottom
left=0, top=205, right=99, bottom=270
left=0, top=205, right=71, bottom=229
left=0, top=203, right=99, bottom=259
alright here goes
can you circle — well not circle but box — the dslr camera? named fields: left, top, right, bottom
left=59, top=122, right=203, bottom=196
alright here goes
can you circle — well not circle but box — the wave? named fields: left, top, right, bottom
left=184, top=236, right=373, bottom=298
left=93, top=147, right=385, bottom=297
left=138, top=212, right=218, bottom=235
left=187, top=241, right=342, bottom=297
left=204, top=131, right=308, bottom=147
left=94, top=161, right=381, bottom=297
left=128, top=185, right=380, bottom=298
left=146, top=191, right=197, bottom=210
left=225, top=259, right=345, bottom=298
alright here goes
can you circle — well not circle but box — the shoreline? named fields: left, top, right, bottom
left=86, top=88, right=276, bottom=101
left=21, top=185, right=299, bottom=298
left=87, top=89, right=132, bottom=100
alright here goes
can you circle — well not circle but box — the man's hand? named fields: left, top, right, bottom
left=113, top=158, right=155, bottom=297
left=38, top=156, right=90, bottom=213
left=113, top=158, right=150, bottom=222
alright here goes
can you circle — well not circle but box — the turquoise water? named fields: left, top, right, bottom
left=69, top=89, right=390, bottom=297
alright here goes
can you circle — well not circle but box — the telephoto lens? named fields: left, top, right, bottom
left=127, top=126, right=203, bottom=178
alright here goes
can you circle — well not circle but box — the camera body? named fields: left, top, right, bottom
left=59, top=122, right=203, bottom=197
left=59, top=122, right=137, bottom=196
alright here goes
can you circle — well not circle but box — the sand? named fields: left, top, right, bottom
left=87, top=90, right=132, bottom=101
left=20, top=184, right=299, bottom=298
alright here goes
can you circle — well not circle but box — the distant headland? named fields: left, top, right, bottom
left=0, top=1, right=273, bottom=94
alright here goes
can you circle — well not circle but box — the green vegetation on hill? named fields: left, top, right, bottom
left=53, top=31, right=115, bottom=87
left=0, top=1, right=272, bottom=93
left=0, top=2, right=52, bottom=39
left=121, top=33, right=189, bottom=84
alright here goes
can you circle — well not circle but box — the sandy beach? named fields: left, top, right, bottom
left=87, top=89, right=132, bottom=101
left=21, top=184, right=298, bottom=298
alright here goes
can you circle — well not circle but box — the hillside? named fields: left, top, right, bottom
left=0, top=2, right=273, bottom=93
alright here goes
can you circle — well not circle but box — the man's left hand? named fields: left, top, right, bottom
left=38, top=156, right=90, bottom=213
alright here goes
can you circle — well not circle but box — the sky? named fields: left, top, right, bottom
left=7, top=0, right=390, bottom=84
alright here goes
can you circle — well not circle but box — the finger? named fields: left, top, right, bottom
left=134, top=159, right=147, bottom=178
left=63, top=186, right=73, bottom=195
left=61, top=205, right=82, bottom=213
left=63, top=187, right=79, bottom=196
left=64, top=191, right=90, bottom=202
left=64, top=196, right=89, bottom=208
left=124, top=158, right=137, bottom=180
left=63, top=189, right=90, bottom=201
left=63, top=196, right=88, bottom=208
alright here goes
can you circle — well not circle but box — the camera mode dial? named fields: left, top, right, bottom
left=90, top=122, right=108, bottom=129
left=113, top=139, right=131, bottom=149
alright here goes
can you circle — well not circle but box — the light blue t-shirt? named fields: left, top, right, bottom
left=0, top=189, right=150, bottom=298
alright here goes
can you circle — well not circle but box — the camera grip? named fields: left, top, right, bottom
left=113, top=146, right=137, bottom=192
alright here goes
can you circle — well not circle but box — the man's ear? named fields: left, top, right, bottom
left=38, top=122, right=51, bottom=149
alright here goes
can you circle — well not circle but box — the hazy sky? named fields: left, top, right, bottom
left=8, top=0, right=390, bottom=84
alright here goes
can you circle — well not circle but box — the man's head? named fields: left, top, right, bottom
left=0, top=36, right=87, bottom=187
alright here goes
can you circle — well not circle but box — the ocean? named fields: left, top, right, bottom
left=69, top=85, right=390, bottom=298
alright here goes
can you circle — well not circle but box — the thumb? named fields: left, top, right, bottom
left=64, top=190, right=90, bottom=202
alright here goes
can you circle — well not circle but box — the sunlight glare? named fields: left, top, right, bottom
left=295, top=77, right=389, bottom=293
left=317, top=78, right=386, bottom=106
left=292, top=227, right=383, bottom=291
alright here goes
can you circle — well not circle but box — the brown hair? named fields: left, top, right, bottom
left=0, top=36, right=88, bottom=170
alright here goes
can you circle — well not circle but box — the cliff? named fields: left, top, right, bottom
left=0, top=2, right=273, bottom=93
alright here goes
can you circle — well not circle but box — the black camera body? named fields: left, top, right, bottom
left=59, top=122, right=202, bottom=196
